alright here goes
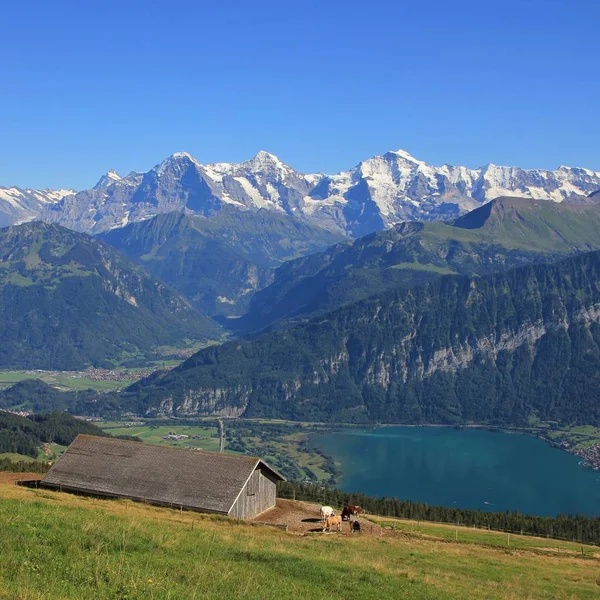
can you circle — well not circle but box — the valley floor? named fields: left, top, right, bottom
left=0, top=483, right=599, bottom=599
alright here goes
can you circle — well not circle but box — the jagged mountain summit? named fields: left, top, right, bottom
left=0, top=187, right=75, bottom=228
left=7, top=150, right=600, bottom=236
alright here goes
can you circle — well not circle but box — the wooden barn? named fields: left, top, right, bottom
left=41, top=435, right=284, bottom=519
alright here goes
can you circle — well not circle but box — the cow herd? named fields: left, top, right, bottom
left=320, top=505, right=363, bottom=533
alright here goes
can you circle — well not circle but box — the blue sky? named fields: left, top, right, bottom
left=2, top=0, right=599, bottom=189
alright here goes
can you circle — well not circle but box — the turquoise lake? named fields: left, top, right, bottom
left=312, top=427, right=600, bottom=517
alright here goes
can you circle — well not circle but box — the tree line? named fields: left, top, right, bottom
left=0, top=457, right=49, bottom=473
left=0, top=411, right=139, bottom=459
left=278, top=481, right=600, bottom=546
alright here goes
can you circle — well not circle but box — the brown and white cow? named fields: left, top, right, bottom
left=341, top=505, right=363, bottom=521
left=323, top=515, right=342, bottom=532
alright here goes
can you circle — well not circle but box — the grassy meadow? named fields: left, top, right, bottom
left=0, top=452, right=35, bottom=462
left=100, top=423, right=221, bottom=453
left=0, top=443, right=66, bottom=464
left=543, top=425, right=600, bottom=451
left=0, top=370, right=138, bottom=392
left=0, top=484, right=599, bottom=600
left=372, top=517, right=598, bottom=557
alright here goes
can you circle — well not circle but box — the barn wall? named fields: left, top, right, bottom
left=229, top=467, right=278, bottom=519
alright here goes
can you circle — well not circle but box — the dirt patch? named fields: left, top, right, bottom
left=254, top=499, right=375, bottom=535
left=0, top=473, right=43, bottom=486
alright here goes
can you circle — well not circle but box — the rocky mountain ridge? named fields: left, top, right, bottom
left=6, top=150, right=599, bottom=236
left=0, top=187, right=74, bottom=228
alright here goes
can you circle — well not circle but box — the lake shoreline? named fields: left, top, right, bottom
left=311, top=424, right=600, bottom=517
left=319, top=421, right=600, bottom=472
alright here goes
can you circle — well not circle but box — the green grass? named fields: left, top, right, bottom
left=0, top=452, right=35, bottom=462
left=389, top=262, right=456, bottom=275
left=527, top=423, right=600, bottom=452
left=372, top=517, right=597, bottom=556
left=0, top=445, right=67, bottom=464
left=36, top=444, right=67, bottom=462
left=0, top=371, right=138, bottom=392
left=0, top=486, right=599, bottom=600
left=0, top=372, right=31, bottom=384
left=421, top=205, right=600, bottom=253
left=52, top=376, right=129, bottom=391
left=100, top=423, right=221, bottom=453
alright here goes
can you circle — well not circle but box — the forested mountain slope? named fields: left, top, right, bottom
left=237, top=197, right=600, bottom=333
left=99, top=207, right=344, bottom=316
left=0, top=222, right=220, bottom=369
left=0, top=410, right=137, bottom=458
left=119, top=248, right=600, bottom=425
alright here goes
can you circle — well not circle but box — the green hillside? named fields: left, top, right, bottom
left=0, top=380, right=85, bottom=413
left=0, top=410, right=138, bottom=458
left=238, top=197, right=600, bottom=333
left=0, top=222, right=221, bottom=369
left=113, top=247, right=600, bottom=425
left=1, top=485, right=598, bottom=600
left=99, top=207, right=344, bottom=317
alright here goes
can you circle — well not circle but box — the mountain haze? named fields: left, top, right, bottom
left=98, top=206, right=344, bottom=316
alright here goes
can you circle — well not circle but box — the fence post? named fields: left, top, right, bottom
left=455, top=529, right=458, bottom=542
left=507, top=533, right=510, bottom=547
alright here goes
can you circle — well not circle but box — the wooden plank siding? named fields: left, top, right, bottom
left=40, top=436, right=284, bottom=520
left=229, top=466, right=278, bottom=520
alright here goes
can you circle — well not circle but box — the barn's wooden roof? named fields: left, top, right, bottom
left=41, top=435, right=284, bottom=514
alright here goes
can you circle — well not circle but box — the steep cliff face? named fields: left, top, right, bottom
left=124, top=249, right=600, bottom=425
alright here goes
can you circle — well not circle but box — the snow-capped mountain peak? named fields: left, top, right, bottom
left=0, top=186, right=75, bottom=227
left=254, top=149, right=280, bottom=162
left=387, top=149, right=425, bottom=165
left=94, top=170, right=122, bottom=189
left=242, top=150, right=292, bottom=176
left=171, top=151, right=196, bottom=161
left=155, top=152, right=200, bottom=174
left=3, top=148, right=599, bottom=237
